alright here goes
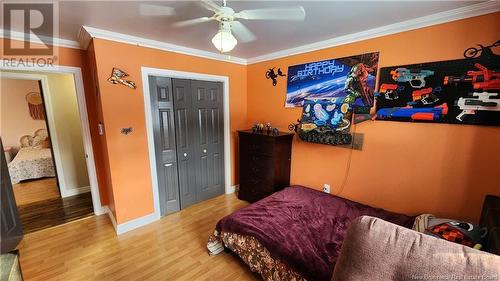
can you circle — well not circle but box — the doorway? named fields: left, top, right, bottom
left=148, top=76, right=225, bottom=215
left=0, top=71, right=98, bottom=233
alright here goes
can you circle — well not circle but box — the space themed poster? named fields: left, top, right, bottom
left=285, top=52, right=380, bottom=116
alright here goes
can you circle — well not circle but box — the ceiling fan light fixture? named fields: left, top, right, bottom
left=211, top=29, right=237, bottom=53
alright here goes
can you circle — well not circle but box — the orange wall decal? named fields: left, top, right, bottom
left=90, top=38, right=247, bottom=224
left=246, top=12, right=500, bottom=222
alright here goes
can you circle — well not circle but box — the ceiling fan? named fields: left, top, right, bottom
left=172, top=0, right=306, bottom=53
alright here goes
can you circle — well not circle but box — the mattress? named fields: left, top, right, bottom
left=210, top=186, right=415, bottom=281
left=8, top=147, right=55, bottom=184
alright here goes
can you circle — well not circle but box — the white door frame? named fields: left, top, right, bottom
left=141, top=67, right=232, bottom=219
left=1, top=65, right=104, bottom=215
left=1, top=72, right=71, bottom=196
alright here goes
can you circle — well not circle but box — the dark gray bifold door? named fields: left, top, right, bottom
left=1, top=138, right=23, bottom=253
left=191, top=80, right=225, bottom=201
left=171, top=79, right=197, bottom=209
left=149, top=76, right=180, bottom=215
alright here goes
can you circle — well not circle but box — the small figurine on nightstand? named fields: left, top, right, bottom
left=252, top=124, right=259, bottom=133
left=272, top=128, right=280, bottom=136
left=252, top=123, right=266, bottom=134
left=258, top=123, right=265, bottom=133
left=266, top=123, right=272, bottom=135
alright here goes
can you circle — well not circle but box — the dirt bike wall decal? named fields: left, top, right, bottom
left=265, top=67, right=286, bottom=86
left=463, top=40, right=499, bottom=59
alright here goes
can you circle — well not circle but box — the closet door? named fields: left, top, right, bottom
left=171, top=79, right=197, bottom=209
left=149, top=76, right=180, bottom=215
left=191, top=80, right=224, bottom=201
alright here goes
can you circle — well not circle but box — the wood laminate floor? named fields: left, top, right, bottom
left=18, top=192, right=94, bottom=234
left=13, top=178, right=60, bottom=205
left=18, top=193, right=258, bottom=281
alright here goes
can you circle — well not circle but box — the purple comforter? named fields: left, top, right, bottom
left=216, top=186, right=415, bottom=281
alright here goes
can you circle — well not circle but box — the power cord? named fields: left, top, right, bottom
left=333, top=114, right=357, bottom=196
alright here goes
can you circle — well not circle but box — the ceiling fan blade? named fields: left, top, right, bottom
left=231, top=21, right=256, bottom=43
left=234, top=6, right=305, bottom=21
left=173, top=17, right=214, bottom=27
left=199, top=0, right=221, bottom=12
left=139, top=4, right=175, bottom=16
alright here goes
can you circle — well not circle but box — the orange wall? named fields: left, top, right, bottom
left=85, top=41, right=113, bottom=211
left=0, top=38, right=110, bottom=206
left=247, top=12, right=500, bottom=222
left=90, top=38, right=247, bottom=224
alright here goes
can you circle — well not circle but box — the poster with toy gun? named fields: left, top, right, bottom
left=376, top=55, right=500, bottom=126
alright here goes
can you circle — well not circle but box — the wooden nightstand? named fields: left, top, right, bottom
left=237, top=130, right=293, bottom=202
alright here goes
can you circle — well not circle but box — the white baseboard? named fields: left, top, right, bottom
left=116, top=212, right=160, bottom=235
left=93, top=205, right=106, bottom=216
left=102, top=185, right=238, bottom=235
left=227, top=185, right=238, bottom=194
left=102, top=206, right=117, bottom=231
left=60, top=185, right=90, bottom=198
left=103, top=206, right=160, bottom=235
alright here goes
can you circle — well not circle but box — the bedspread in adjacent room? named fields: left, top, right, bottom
left=210, top=186, right=415, bottom=281
left=8, top=147, right=55, bottom=184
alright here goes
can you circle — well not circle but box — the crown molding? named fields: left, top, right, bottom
left=80, top=26, right=248, bottom=65
left=0, top=29, right=81, bottom=50
left=77, top=26, right=93, bottom=50
left=246, top=1, right=500, bottom=64
left=1, top=1, right=496, bottom=66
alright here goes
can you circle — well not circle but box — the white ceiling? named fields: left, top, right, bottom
left=6, top=1, right=493, bottom=59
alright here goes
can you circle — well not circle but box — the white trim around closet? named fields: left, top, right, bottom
left=141, top=67, right=231, bottom=220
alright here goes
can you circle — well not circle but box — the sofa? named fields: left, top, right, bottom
left=332, top=216, right=500, bottom=281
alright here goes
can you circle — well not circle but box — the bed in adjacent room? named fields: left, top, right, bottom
left=208, top=186, right=415, bottom=281
left=8, top=129, right=56, bottom=184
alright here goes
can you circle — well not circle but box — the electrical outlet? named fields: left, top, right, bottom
left=323, top=184, right=330, bottom=194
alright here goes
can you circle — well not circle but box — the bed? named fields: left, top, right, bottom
left=8, top=129, right=55, bottom=184
left=208, top=186, right=415, bottom=281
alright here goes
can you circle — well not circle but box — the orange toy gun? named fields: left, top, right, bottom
left=410, top=87, right=440, bottom=105
left=379, top=83, right=400, bottom=100
left=444, top=63, right=500, bottom=91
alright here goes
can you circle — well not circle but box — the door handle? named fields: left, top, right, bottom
left=203, top=149, right=207, bottom=153
left=164, top=163, right=172, bottom=167
left=183, top=153, right=187, bottom=157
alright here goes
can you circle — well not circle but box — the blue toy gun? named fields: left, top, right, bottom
left=390, top=68, right=435, bottom=88
left=377, top=104, right=448, bottom=121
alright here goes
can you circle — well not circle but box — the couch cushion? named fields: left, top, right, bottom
left=332, top=216, right=500, bottom=281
